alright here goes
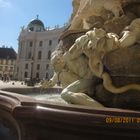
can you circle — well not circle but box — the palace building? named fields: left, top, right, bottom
left=16, top=17, right=66, bottom=81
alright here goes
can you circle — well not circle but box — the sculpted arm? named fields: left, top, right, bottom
left=66, top=34, right=89, bottom=60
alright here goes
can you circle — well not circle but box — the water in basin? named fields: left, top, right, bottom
left=27, top=92, right=67, bottom=104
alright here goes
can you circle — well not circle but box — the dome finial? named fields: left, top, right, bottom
left=36, top=14, right=39, bottom=19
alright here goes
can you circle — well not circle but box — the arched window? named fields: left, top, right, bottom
left=38, top=51, right=42, bottom=59
left=48, top=50, right=51, bottom=60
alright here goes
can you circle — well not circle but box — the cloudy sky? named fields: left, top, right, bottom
left=0, top=0, right=72, bottom=51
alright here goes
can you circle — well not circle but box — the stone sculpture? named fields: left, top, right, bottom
left=42, top=26, right=140, bottom=107
left=120, top=18, right=140, bottom=47
left=42, top=49, right=104, bottom=107
left=69, top=0, right=139, bottom=30
left=69, top=28, right=140, bottom=94
left=42, top=0, right=140, bottom=109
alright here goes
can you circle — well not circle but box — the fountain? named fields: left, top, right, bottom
left=1, top=0, right=140, bottom=139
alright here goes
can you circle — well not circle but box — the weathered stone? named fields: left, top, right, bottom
left=94, top=84, right=140, bottom=110
left=60, top=30, right=87, bottom=51
left=91, top=44, right=140, bottom=110
left=43, top=0, right=140, bottom=108
left=103, top=44, right=140, bottom=77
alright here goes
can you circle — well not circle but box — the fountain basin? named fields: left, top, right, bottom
left=0, top=87, right=140, bottom=140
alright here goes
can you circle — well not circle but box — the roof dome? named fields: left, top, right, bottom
left=27, top=16, right=45, bottom=32
left=28, top=19, right=45, bottom=27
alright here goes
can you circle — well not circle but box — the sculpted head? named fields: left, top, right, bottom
left=86, top=28, right=106, bottom=39
left=86, top=28, right=106, bottom=49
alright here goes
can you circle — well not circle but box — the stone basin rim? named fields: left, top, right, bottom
left=0, top=87, right=140, bottom=115
left=1, top=88, right=140, bottom=140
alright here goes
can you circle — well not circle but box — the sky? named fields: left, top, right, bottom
left=0, top=0, right=72, bottom=52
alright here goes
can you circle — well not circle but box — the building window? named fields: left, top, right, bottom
left=24, top=72, right=28, bottom=78
left=11, top=60, right=14, bottom=65
left=10, top=67, right=13, bottom=71
left=37, top=27, right=42, bottom=32
left=38, top=51, right=42, bottom=59
left=37, top=64, right=40, bottom=70
left=36, top=72, right=39, bottom=78
left=29, top=27, right=34, bottom=31
left=17, top=67, right=19, bottom=72
left=20, top=42, right=23, bottom=47
left=39, top=41, right=43, bottom=47
left=28, top=52, right=32, bottom=59
left=10, top=75, right=13, bottom=79
left=29, top=41, right=33, bottom=47
left=48, top=50, right=51, bottom=60
left=0, top=66, right=2, bottom=71
left=46, top=64, right=49, bottom=70
left=46, top=73, right=48, bottom=80
left=1, top=60, right=3, bottom=64
left=49, top=40, right=52, bottom=46
left=6, top=60, right=8, bottom=65
left=25, top=64, right=28, bottom=69
left=5, top=66, right=8, bottom=71
left=19, top=46, right=22, bottom=56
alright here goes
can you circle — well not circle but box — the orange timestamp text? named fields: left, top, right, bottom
left=106, top=117, right=140, bottom=123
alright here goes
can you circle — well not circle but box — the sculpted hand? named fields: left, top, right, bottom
left=75, top=35, right=89, bottom=50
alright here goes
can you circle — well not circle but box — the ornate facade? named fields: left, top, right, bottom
left=16, top=17, right=66, bottom=81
